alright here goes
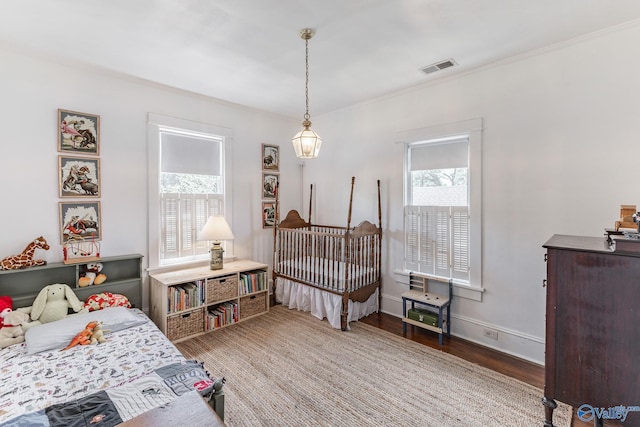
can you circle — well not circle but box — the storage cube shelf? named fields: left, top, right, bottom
left=150, top=260, right=269, bottom=342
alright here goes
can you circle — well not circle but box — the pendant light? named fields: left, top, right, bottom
left=292, top=28, right=322, bottom=159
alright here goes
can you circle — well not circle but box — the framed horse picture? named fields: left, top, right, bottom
left=58, top=109, right=100, bottom=155
left=262, top=143, right=279, bottom=171
left=262, top=173, right=278, bottom=199
left=58, top=156, right=100, bottom=198
left=59, top=201, right=102, bottom=243
left=262, top=201, right=277, bottom=228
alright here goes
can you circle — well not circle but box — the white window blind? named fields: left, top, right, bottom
left=159, top=129, right=224, bottom=263
left=148, top=113, right=232, bottom=270
left=405, top=205, right=469, bottom=281
left=160, top=193, right=223, bottom=261
left=405, top=136, right=470, bottom=282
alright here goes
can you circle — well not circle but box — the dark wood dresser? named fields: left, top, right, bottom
left=542, top=235, right=640, bottom=427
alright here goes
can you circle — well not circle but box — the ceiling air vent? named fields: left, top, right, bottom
left=421, top=59, right=457, bottom=75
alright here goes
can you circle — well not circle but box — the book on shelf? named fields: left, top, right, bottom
left=206, top=301, right=238, bottom=330
left=239, top=270, right=267, bottom=295
left=167, top=280, right=205, bottom=313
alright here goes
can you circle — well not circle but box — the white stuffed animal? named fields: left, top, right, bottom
left=21, top=284, right=87, bottom=330
left=0, top=309, right=30, bottom=348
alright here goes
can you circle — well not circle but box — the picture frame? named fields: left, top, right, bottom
left=262, top=144, right=279, bottom=171
left=59, top=201, right=102, bottom=243
left=262, top=173, right=279, bottom=199
left=58, top=155, right=100, bottom=198
left=262, top=201, right=278, bottom=228
left=58, top=108, right=100, bottom=155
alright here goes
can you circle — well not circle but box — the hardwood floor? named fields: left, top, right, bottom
left=361, top=311, right=621, bottom=427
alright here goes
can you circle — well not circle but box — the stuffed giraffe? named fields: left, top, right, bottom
left=0, top=236, right=50, bottom=270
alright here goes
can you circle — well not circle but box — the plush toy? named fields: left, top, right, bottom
left=0, top=309, right=30, bottom=348
left=79, top=262, right=107, bottom=287
left=0, top=296, right=12, bottom=329
left=89, top=322, right=107, bottom=345
left=21, top=284, right=88, bottom=330
left=84, top=292, right=131, bottom=312
left=61, top=321, right=98, bottom=351
left=0, top=236, right=50, bottom=270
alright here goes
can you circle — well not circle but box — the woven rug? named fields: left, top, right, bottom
left=176, top=306, right=572, bottom=427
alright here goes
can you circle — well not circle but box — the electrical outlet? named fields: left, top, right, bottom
left=483, top=328, right=498, bottom=340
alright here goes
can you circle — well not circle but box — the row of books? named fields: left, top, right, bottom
left=206, top=302, right=238, bottom=330
left=167, top=280, right=205, bottom=313
left=239, top=270, right=267, bottom=295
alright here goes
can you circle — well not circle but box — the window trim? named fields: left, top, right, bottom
left=147, top=113, right=233, bottom=271
left=397, top=118, right=483, bottom=292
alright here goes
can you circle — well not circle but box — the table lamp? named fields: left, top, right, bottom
left=197, top=216, right=235, bottom=270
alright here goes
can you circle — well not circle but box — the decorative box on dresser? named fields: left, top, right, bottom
left=542, top=235, right=640, bottom=427
left=150, top=260, right=268, bottom=342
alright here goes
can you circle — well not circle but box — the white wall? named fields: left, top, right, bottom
left=0, top=43, right=299, bottom=310
left=3, top=21, right=640, bottom=364
left=303, top=22, right=640, bottom=363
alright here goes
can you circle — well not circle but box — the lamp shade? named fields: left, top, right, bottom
left=292, top=125, right=322, bottom=159
left=197, top=216, right=235, bottom=242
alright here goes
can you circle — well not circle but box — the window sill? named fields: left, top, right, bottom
left=148, top=255, right=237, bottom=275
left=392, top=269, right=484, bottom=302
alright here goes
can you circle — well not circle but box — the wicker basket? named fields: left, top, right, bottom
left=167, top=308, right=204, bottom=341
left=206, top=275, right=238, bottom=304
left=239, top=292, right=267, bottom=320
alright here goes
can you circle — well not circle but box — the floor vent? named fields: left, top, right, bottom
left=421, top=59, right=457, bottom=75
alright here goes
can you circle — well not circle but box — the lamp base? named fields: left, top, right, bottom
left=210, top=242, right=224, bottom=270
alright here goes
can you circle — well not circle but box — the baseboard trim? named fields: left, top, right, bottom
left=380, top=293, right=544, bottom=365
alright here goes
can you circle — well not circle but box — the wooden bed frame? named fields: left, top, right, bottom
left=272, top=177, right=382, bottom=330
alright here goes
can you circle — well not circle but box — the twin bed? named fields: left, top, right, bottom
left=273, top=177, right=383, bottom=330
left=0, top=285, right=221, bottom=426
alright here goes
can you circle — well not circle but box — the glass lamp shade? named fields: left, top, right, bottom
left=197, top=216, right=235, bottom=242
left=292, top=125, right=322, bottom=159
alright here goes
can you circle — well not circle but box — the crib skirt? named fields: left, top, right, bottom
left=275, top=277, right=379, bottom=329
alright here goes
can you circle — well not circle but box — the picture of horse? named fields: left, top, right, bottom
left=58, top=109, right=100, bottom=155
left=262, top=173, right=278, bottom=199
left=59, top=156, right=100, bottom=198
left=262, top=143, right=279, bottom=171
left=59, top=201, right=102, bottom=243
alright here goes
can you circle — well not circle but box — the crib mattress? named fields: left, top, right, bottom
left=276, top=256, right=375, bottom=291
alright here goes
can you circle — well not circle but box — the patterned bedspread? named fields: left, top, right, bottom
left=0, top=309, right=192, bottom=425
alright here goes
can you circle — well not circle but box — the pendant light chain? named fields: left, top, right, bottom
left=304, top=36, right=310, bottom=121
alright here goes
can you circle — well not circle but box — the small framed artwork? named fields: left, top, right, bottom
left=262, top=201, right=278, bottom=228
left=58, top=108, right=100, bottom=155
left=58, top=156, right=100, bottom=197
left=262, top=173, right=279, bottom=199
left=262, top=144, right=279, bottom=171
left=59, top=201, right=102, bottom=243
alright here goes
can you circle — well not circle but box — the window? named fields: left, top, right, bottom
left=400, top=119, right=482, bottom=288
left=148, top=114, right=233, bottom=270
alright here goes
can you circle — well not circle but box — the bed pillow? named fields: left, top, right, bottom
left=24, top=307, right=145, bottom=354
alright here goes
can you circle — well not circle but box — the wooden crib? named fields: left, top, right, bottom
left=272, top=177, right=382, bottom=330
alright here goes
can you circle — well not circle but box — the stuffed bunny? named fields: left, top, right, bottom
left=21, top=284, right=87, bottom=330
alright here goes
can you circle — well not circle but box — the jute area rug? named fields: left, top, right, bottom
left=176, top=306, right=571, bottom=427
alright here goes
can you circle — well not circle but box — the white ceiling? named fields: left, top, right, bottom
left=2, top=1, right=640, bottom=118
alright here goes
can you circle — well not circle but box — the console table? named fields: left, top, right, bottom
left=542, top=235, right=640, bottom=427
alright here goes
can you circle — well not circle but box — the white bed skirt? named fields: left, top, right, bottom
left=275, top=277, right=379, bottom=329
